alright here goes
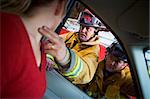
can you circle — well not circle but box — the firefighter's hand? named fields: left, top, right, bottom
left=38, top=26, right=67, bottom=62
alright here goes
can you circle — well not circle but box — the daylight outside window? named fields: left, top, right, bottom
left=143, top=47, right=150, bottom=77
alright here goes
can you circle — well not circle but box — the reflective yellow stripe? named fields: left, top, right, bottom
left=64, top=54, right=83, bottom=77
left=64, top=54, right=79, bottom=76
left=67, top=61, right=83, bottom=78
left=46, top=54, right=54, bottom=61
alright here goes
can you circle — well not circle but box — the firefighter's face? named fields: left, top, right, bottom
left=105, top=54, right=125, bottom=72
left=79, top=25, right=95, bottom=42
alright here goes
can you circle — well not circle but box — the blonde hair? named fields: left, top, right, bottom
left=1, top=0, right=31, bottom=14
left=1, top=0, right=55, bottom=15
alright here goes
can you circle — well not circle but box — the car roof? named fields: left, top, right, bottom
left=81, top=0, right=149, bottom=45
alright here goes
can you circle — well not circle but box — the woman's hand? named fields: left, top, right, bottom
left=38, top=26, right=67, bottom=62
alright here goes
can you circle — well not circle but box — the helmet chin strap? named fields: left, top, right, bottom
left=86, top=33, right=97, bottom=42
left=78, top=31, right=97, bottom=42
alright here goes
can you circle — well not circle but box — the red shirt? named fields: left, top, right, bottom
left=1, top=12, right=46, bottom=98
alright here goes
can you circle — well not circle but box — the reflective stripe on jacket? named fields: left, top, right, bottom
left=63, top=32, right=100, bottom=84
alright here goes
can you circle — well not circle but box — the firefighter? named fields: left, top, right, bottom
left=77, top=43, right=136, bottom=99
left=46, top=9, right=101, bottom=84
